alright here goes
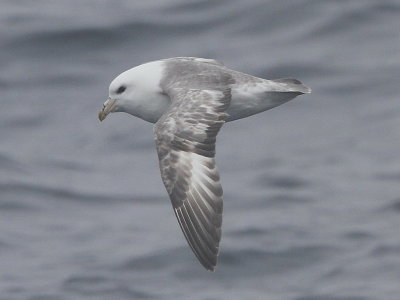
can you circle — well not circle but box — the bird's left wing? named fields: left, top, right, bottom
left=154, top=88, right=231, bottom=271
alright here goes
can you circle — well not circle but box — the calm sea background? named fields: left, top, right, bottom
left=1, top=1, right=400, bottom=299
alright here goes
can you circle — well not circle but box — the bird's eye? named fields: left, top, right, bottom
left=116, top=85, right=126, bottom=94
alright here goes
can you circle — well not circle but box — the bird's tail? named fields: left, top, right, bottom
left=271, top=78, right=311, bottom=94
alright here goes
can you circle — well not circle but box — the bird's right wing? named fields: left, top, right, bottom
left=154, top=88, right=230, bottom=271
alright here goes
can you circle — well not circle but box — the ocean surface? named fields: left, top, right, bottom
left=1, top=0, right=400, bottom=299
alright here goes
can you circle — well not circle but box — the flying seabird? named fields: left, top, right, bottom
left=98, top=57, right=311, bottom=271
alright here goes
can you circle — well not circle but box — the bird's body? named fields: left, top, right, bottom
left=99, top=57, right=311, bottom=271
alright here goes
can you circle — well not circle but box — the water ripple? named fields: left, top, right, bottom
left=219, top=245, right=337, bottom=274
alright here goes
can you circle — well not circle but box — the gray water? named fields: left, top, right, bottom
left=1, top=1, right=400, bottom=299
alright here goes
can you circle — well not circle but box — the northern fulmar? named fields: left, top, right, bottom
left=98, top=57, right=311, bottom=271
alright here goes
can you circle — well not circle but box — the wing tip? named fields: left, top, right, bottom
left=192, top=247, right=219, bottom=272
left=199, top=256, right=218, bottom=272
left=174, top=207, right=220, bottom=271
left=206, top=265, right=216, bottom=272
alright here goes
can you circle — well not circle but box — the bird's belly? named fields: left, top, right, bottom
left=226, top=89, right=299, bottom=122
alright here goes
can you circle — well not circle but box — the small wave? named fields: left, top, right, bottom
left=1, top=112, right=48, bottom=129
left=116, top=247, right=184, bottom=272
left=5, top=16, right=226, bottom=59
left=0, top=182, right=135, bottom=205
left=374, top=172, right=400, bottom=182
left=370, top=242, right=400, bottom=257
left=378, top=198, right=400, bottom=213
left=295, top=295, right=372, bottom=300
left=0, top=239, right=13, bottom=251
left=25, top=294, right=65, bottom=300
left=62, top=274, right=154, bottom=299
left=219, top=245, right=337, bottom=274
left=0, top=152, right=26, bottom=173
left=228, top=227, right=267, bottom=238
left=254, top=173, right=310, bottom=190
left=342, top=230, right=375, bottom=241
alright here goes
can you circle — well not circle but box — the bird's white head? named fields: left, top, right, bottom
left=98, top=60, right=170, bottom=123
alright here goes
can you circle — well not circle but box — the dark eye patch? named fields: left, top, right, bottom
left=116, top=85, right=126, bottom=94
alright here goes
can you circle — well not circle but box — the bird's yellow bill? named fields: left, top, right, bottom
left=98, top=98, right=116, bottom=121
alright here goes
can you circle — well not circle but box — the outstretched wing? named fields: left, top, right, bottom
left=154, top=88, right=230, bottom=271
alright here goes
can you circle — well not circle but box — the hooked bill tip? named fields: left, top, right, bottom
left=98, top=98, right=116, bottom=122
left=98, top=110, right=106, bottom=121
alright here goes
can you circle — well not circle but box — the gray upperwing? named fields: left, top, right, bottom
left=154, top=88, right=231, bottom=271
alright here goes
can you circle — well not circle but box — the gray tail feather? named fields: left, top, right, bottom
left=273, top=78, right=312, bottom=94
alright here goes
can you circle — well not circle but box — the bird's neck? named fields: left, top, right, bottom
left=124, top=92, right=170, bottom=123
